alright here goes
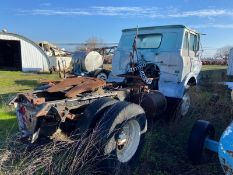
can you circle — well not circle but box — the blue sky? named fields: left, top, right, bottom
left=1, top=0, right=233, bottom=56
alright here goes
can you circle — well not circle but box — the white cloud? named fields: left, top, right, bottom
left=17, top=6, right=162, bottom=18
left=170, top=9, right=233, bottom=18
left=29, top=9, right=91, bottom=16
left=192, top=24, right=233, bottom=29
left=91, top=6, right=162, bottom=17
left=16, top=6, right=233, bottom=19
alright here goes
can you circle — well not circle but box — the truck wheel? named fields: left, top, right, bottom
left=170, top=90, right=191, bottom=120
left=98, top=102, right=147, bottom=173
left=231, top=90, right=233, bottom=102
left=188, top=120, right=215, bottom=164
left=76, top=97, right=118, bottom=134
left=165, top=90, right=191, bottom=121
left=96, top=72, right=108, bottom=81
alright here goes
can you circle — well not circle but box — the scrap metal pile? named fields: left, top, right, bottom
left=38, top=41, right=71, bottom=57
left=46, top=77, right=106, bottom=98
left=38, top=41, right=72, bottom=72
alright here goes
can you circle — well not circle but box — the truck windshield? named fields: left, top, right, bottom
left=136, top=34, right=162, bottom=49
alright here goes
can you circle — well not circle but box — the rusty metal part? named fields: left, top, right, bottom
left=65, top=79, right=106, bottom=98
left=47, top=77, right=99, bottom=92
left=39, top=80, right=61, bottom=84
left=65, top=113, right=81, bottom=120
left=47, top=77, right=86, bottom=92
left=35, top=91, right=117, bottom=117
left=47, top=77, right=106, bottom=98
left=221, top=157, right=233, bottom=174
left=226, top=150, right=233, bottom=157
left=25, top=94, right=45, bottom=105
left=31, top=97, right=45, bottom=105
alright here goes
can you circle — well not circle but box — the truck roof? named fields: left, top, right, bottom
left=122, top=25, right=199, bottom=34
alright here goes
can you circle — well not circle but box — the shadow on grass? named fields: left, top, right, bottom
left=14, top=80, right=38, bottom=87
left=199, top=69, right=227, bottom=82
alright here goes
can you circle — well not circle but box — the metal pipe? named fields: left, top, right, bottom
left=204, top=138, right=219, bottom=153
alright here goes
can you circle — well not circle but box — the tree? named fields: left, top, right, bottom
left=79, top=37, right=104, bottom=51
left=214, top=46, right=232, bottom=61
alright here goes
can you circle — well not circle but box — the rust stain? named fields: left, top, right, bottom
left=226, top=150, right=233, bottom=157
left=46, top=77, right=106, bottom=98
left=221, top=157, right=233, bottom=174
left=46, top=77, right=105, bottom=94
left=47, top=77, right=87, bottom=92
left=65, top=113, right=80, bottom=120
left=65, top=78, right=106, bottom=98
left=20, top=93, right=45, bottom=105
left=39, top=80, right=61, bottom=84
left=32, top=98, right=45, bottom=105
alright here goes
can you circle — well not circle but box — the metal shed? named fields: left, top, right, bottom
left=227, top=48, right=233, bottom=76
left=0, top=32, right=50, bottom=72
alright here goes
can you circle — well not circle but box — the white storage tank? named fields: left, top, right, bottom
left=81, top=51, right=103, bottom=72
left=0, top=32, right=50, bottom=72
left=227, top=48, right=233, bottom=76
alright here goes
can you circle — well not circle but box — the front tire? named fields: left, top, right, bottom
left=187, top=120, right=215, bottom=164
left=167, top=89, right=192, bottom=121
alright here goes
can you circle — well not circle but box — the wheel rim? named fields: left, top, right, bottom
left=180, top=92, right=191, bottom=116
left=97, top=73, right=107, bottom=81
left=104, top=120, right=141, bottom=163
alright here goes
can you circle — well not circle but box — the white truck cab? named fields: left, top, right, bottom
left=109, top=25, right=202, bottom=99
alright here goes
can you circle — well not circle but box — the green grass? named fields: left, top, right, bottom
left=201, top=65, right=227, bottom=71
left=0, top=71, right=59, bottom=141
left=0, top=71, right=59, bottom=94
left=135, top=65, right=230, bottom=175
left=0, top=113, right=17, bottom=141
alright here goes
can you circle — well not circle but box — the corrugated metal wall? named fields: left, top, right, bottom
left=0, top=32, right=50, bottom=72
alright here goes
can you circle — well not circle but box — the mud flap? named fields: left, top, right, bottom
left=31, top=128, right=40, bottom=143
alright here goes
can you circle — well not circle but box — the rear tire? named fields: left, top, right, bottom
left=97, top=101, right=147, bottom=173
left=75, top=97, right=118, bottom=134
left=96, top=72, right=108, bottom=81
left=187, top=120, right=215, bottom=164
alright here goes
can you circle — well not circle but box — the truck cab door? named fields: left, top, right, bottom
left=182, top=32, right=191, bottom=75
left=188, top=33, right=201, bottom=75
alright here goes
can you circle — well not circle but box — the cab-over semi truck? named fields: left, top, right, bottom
left=10, top=25, right=202, bottom=169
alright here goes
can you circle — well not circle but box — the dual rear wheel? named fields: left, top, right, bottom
left=81, top=98, right=147, bottom=173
